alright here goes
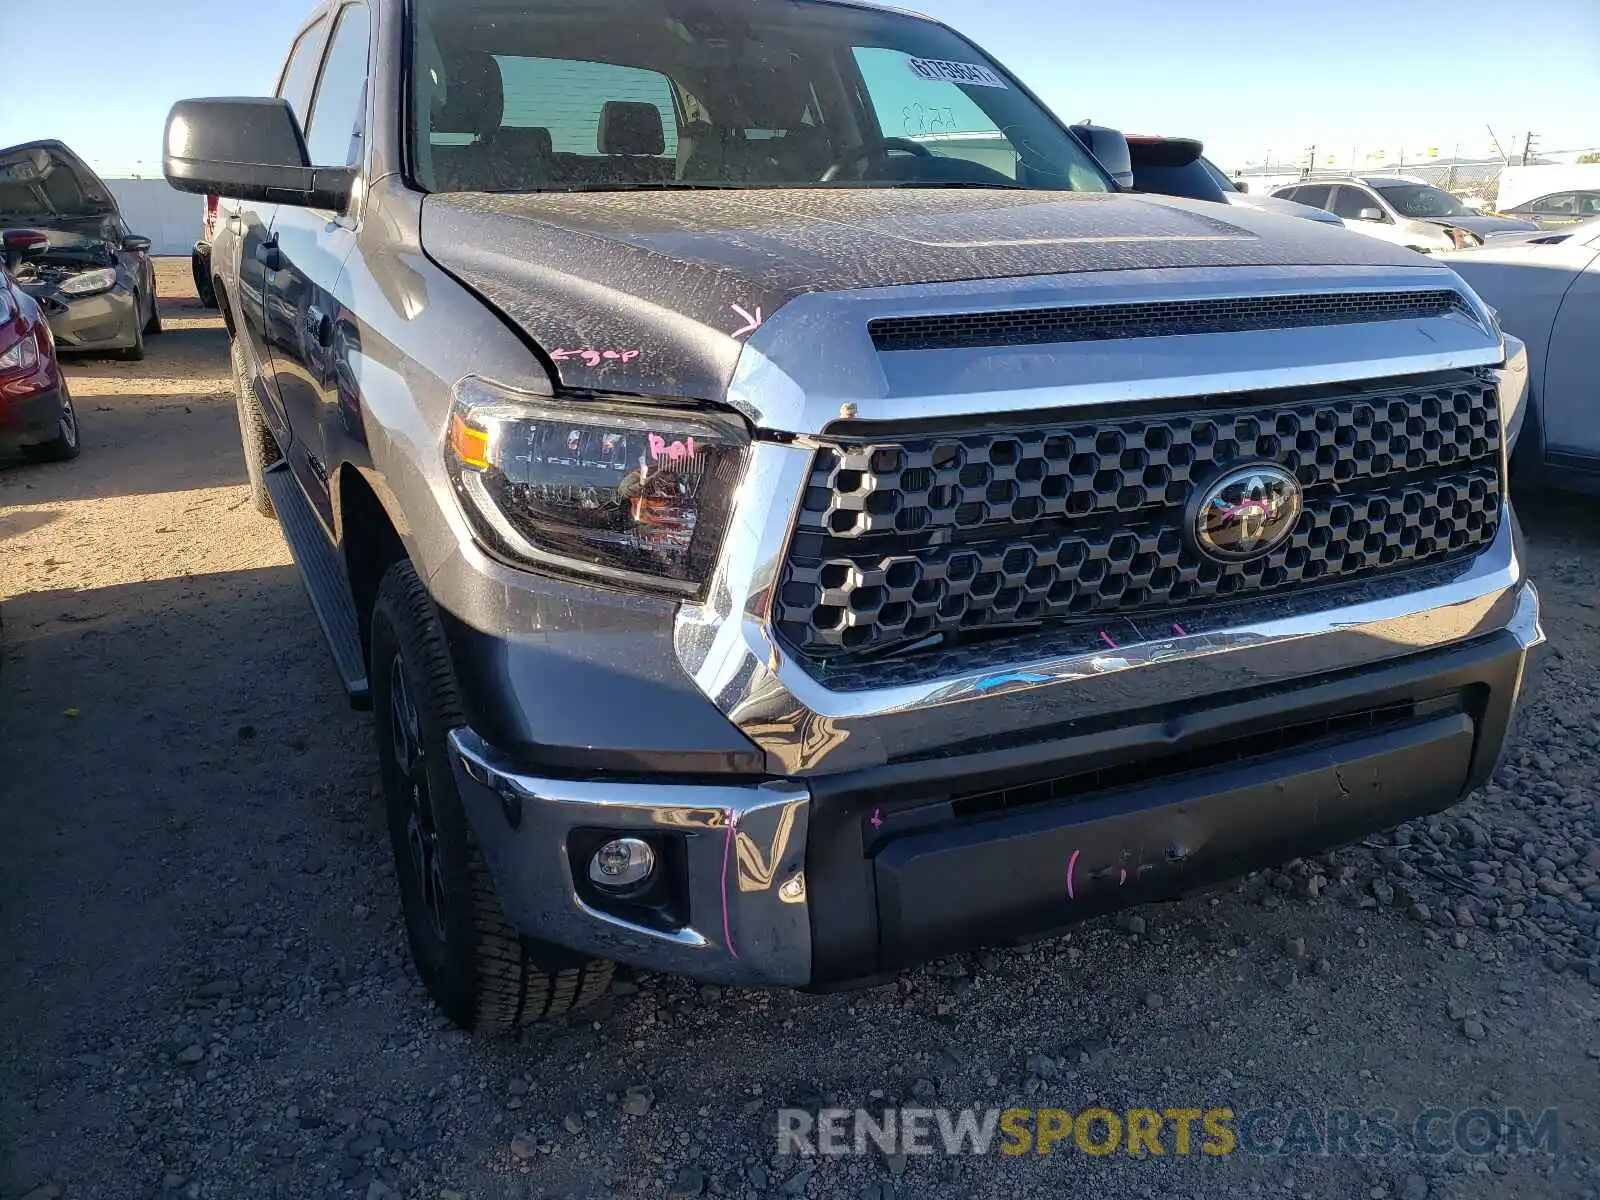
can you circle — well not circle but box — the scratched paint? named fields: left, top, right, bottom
left=719, top=812, right=739, bottom=960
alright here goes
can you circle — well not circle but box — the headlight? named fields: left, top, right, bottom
left=59, top=267, right=118, bottom=296
left=445, top=375, right=749, bottom=595
left=0, top=330, right=40, bottom=373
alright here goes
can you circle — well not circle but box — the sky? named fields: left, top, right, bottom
left=1, top=0, right=1595, bottom=177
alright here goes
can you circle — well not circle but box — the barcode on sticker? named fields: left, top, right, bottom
left=906, top=57, right=1008, bottom=88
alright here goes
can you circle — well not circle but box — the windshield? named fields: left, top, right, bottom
left=1373, top=183, right=1468, bottom=218
left=409, top=0, right=1111, bottom=194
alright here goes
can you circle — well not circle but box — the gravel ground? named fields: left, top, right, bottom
left=1, top=259, right=1597, bottom=1200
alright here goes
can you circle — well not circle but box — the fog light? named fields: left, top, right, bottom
left=589, top=837, right=656, bottom=890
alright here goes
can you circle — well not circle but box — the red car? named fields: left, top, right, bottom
left=0, top=255, right=78, bottom=462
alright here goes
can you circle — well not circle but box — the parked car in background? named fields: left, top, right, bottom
left=0, top=140, right=162, bottom=360
left=1273, top=177, right=1537, bottom=254
left=193, top=193, right=221, bottom=308
left=0, top=261, right=78, bottom=462
left=1443, top=217, right=1600, bottom=495
left=1496, top=190, right=1600, bottom=233
left=1121, top=136, right=1344, bottom=226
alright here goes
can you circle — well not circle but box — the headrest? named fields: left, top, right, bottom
left=598, top=101, right=665, bottom=156
left=433, top=50, right=504, bottom=136
left=482, top=126, right=554, bottom=159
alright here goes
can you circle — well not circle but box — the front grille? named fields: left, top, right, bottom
left=775, top=371, right=1502, bottom=665
left=868, top=290, right=1474, bottom=352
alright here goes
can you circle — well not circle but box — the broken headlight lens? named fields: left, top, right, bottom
left=59, top=268, right=117, bottom=297
left=445, top=375, right=749, bottom=595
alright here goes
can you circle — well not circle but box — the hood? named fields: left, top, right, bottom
left=422, top=187, right=1433, bottom=401
left=0, top=140, right=121, bottom=230
left=1226, top=192, right=1343, bottom=225
left=1417, top=213, right=1538, bottom=235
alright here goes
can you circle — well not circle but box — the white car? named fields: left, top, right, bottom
left=1272, top=177, right=1535, bottom=255
left=1441, top=217, right=1600, bottom=494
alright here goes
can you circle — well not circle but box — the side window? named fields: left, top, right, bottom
left=495, top=57, right=679, bottom=158
left=1581, top=195, right=1600, bottom=215
left=1291, top=185, right=1331, bottom=210
left=277, top=19, right=329, bottom=131
left=851, top=46, right=1016, bottom=179
left=304, top=4, right=372, bottom=169
left=1331, top=185, right=1378, bottom=220
left=1531, top=193, right=1576, bottom=214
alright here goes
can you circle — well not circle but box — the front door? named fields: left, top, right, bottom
left=261, top=1, right=370, bottom=529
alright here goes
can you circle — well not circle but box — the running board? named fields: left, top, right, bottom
left=264, top=464, right=371, bottom=709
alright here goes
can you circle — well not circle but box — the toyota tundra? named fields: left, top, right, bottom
left=164, top=0, right=1543, bottom=1033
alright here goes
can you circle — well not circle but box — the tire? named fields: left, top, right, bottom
left=370, top=560, right=613, bottom=1033
left=143, top=283, right=164, bottom=335
left=20, top=383, right=81, bottom=463
left=230, top=338, right=279, bottom=519
left=193, top=251, right=218, bottom=308
left=117, top=303, right=146, bottom=361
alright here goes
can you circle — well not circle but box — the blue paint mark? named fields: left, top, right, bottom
left=973, top=672, right=1053, bottom=692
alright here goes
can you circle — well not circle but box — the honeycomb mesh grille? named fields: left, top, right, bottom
left=868, top=290, right=1474, bottom=352
left=776, top=373, right=1502, bottom=664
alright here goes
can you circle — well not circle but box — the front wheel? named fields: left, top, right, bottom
left=370, top=560, right=613, bottom=1033
left=117, top=303, right=146, bottom=361
left=230, top=338, right=278, bottom=518
left=21, top=385, right=81, bottom=463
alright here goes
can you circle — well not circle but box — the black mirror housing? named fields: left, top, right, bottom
left=1234, top=180, right=1249, bottom=194
left=122, top=234, right=152, bottom=253
left=164, top=97, right=354, bottom=211
left=1068, top=124, right=1133, bottom=190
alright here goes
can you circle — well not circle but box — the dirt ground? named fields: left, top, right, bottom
left=1, top=258, right=1597, bottom=1200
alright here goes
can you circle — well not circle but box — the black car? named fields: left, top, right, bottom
left=0, top=140, right=163, bottom=360
left=1497, top=189, right=1600, bottom=232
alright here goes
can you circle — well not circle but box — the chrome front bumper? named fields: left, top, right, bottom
left=453, top=579, right=1543, bottom=987
left=450, top=728, right=814, bottom=987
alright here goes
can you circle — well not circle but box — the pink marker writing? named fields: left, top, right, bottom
left=648, top=433, right=697, bottom=463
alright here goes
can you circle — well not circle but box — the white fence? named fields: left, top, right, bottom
left=104, top=178, right=202, bottom=257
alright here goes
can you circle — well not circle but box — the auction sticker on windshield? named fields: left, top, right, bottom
left=906, top=57, right=1008, bottom=88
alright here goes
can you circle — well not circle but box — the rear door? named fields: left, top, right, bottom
left=263, top=0, right=371, bottom=527
left=241, top=16, right=329, bottom=447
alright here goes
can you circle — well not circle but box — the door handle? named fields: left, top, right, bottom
left=255, top=236, right=282, bottom=271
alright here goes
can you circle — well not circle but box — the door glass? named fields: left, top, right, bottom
left=304, top=5, right=372, bottom=168
left=1290, top=185, right=1330, bottom=210
left=1532, top=194, right=1576, bottom=214
left=1330, top=185, right=1378, bottom=220
left=852, top=46, right=1020, bottom=180
left=277, top=18, right=329, bottom=130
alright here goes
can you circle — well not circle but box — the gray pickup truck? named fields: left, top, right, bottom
left=164, top=0, right=1542, bottom=1034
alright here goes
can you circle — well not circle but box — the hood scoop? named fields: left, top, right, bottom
left=868, top=289, right=1474, bottom=352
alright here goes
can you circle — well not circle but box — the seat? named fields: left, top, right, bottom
left=593, top=101, right=673, bottom=184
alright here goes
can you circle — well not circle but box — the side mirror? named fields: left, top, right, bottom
left=1357, top=207, right=1385, bottom=222
left=164, top=97, right=354, bottom=211
left=122, top=234, right=152, bottom=253
left=1234, top=180, right=1249, bottom=194
left=1068, top=123, right=1133, bottom=190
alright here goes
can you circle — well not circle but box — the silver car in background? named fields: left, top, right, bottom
left=1274, top=177, right=1537, bottom=255
left=1442, top=217, right=1600, bottom=494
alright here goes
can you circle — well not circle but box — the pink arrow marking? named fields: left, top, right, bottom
left=730, top=303, right=763, bottom=339
left=1066, top=849, right=1081, bottom=900
left=870, top=808, right=883, bottom=829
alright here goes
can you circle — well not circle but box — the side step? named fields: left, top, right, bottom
left=264, top=464, right=371, bottom=709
